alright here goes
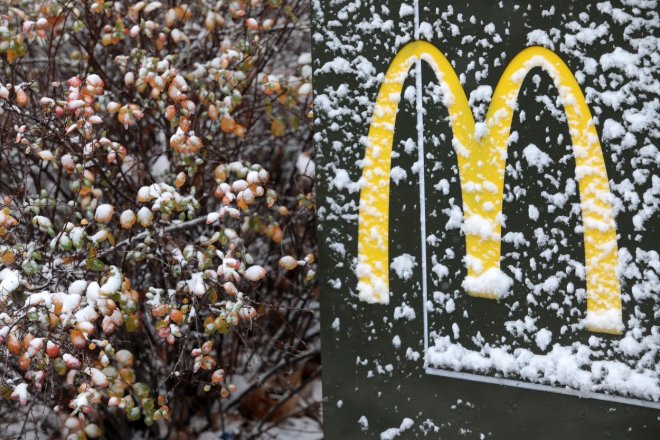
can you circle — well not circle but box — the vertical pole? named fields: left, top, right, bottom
left=414, top=1, right=429, bottom=369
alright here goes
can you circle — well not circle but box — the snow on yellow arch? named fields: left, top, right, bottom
left=356, top=41, right=623, bottom=334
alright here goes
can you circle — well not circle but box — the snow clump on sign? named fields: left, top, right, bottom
left=380, top=417, right=415, bottom=440
left=390, top=254, right=417, bottom=280
left=462, top=268, right=513, bottom=299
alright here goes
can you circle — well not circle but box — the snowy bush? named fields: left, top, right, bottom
left=0, top=1, right=315, bottom=438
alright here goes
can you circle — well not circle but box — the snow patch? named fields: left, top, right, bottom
left=462, top=268, right=513, bottom=299
left=391, top=254, right=417, bottom=280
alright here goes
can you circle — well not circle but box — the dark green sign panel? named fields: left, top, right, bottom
left=314, top=0, right=659, bottom=438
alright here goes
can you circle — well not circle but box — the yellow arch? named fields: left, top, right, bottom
left=357, top=41, right=622, bottom=334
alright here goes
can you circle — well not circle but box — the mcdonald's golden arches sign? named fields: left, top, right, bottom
left=315, top=1, right=659, bottom=438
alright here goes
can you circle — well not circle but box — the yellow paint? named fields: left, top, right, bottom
left=357, top=41, right=622, bottom=334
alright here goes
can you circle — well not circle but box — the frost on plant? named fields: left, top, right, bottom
left=0, top=1, right=316, bottom=438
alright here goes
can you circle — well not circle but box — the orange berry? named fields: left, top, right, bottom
left=220, top=114, right=235, bottom=133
